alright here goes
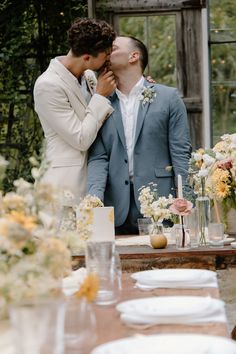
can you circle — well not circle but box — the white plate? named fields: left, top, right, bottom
left=91, top=334, right=236, bottom=354
left=224, top=237, right=235, bottom=244
left=131, top=268, right=216, bottom=286
left=116, top=296, right=223, bottom=318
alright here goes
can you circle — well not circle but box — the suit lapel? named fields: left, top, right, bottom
left=134, top=81, right=155, bottom=146
left=49, top=59, right=87, bottom=108
left=109, top=93, right=126, bottom=149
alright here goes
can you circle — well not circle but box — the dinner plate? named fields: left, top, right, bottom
left=131, top=268, right=216, bottom=286
left=224, top=237, right=235, bottom=245
left=91, top=333, right=236, bottom=354
left=116, top=296, right=224, bottom=319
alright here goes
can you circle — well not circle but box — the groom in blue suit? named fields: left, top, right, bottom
left=87, top=36, right=192, bottom=234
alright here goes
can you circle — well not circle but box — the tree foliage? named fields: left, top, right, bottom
left=209, top=0, right=236, bottom=143
left=119, top=15, right=176, bottom=86
left=0, top=0, right=87, bottom=191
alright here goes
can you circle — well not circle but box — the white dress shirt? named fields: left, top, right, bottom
left=116, top=76, right=144, bottom=179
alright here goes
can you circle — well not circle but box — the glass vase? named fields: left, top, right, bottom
left=196, top=196, right=210, bottom=246
left=174, top=224, right=191, bottom=250
left=149, top=222, right=168, bottom=249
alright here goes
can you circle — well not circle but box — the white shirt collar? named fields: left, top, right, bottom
left=116, top=76, right=145, bottom=99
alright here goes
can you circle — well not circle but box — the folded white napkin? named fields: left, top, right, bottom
left=132, top=269, right=218, bottom=290
left=62, top=268, right=87, bottom=296
left=117, top=296, right=226, bottom=326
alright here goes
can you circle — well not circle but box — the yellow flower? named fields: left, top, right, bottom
left=196, top=160, right=203, bottom=169
left=213, top=141, right=226, bottom=152
left=197, top=148, right=205, bottom=155
left=214, top=181, right=230, bottom=199
left=6, top=211, right=37, bottom=231
left=75, top=273, right=99, bottom=302
left=211, top=168, right=229, bottom=183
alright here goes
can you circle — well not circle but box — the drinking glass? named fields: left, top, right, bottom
left=208, top=222, right=224, bottom=247
left=64, top=298, right=97, bottom=354
left=85, top=241, right=121, bottom=305
left=185, top=208, right=199, bottom=247
left=9, top=299, right=65, bottom=354
left=137, top=218, right=152, bottom=235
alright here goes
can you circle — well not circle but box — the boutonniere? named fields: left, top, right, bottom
left=85, top=75, right=97, bottom=91
left=139, top=86, right=156, bottom=105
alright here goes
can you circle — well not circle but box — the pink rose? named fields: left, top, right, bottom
left=217, top=158, right=233, bottom=170
left=169, top=198, right=193, bottom=216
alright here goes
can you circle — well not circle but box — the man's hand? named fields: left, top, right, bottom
left=96, top=70, right=116, bottom=97
left=146, top=75, right=156, bottom=84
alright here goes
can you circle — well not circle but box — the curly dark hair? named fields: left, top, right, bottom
left=68, top=18, right=116, bottom=57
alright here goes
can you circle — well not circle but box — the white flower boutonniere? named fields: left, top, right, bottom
left=139, top=86, right=157, bottom=105
left=86, top=75, right=97, bottom=91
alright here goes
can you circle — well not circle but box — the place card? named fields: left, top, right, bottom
left=90, top=206, right=115, bottom=242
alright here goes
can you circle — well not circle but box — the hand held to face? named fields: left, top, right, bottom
left=96, top=70, right=116, bottom=97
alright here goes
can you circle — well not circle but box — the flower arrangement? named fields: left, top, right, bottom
left=139, top=86, right=156, bottom=105
left=189, top=133, right=236, bottom=225
left=138, top=183, right=174, bottom=223
left=138, top=183, right=193, bottom=246
left=0, top=155, right=74, bottom=308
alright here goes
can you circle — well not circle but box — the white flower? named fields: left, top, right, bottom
left=192, top=152, right=202, bottom=161
left=198, top=169, right=209, bottom=177
left=138, top=183, right=174, bottom=222
left=86, top=74, right=96, bottom=91
left=215, top=152, right=225, bottom=161
left=139, top=87, right=156, bottom=105
left=202, top=154, right=215, bottom=167
left=31, top=167, right=40, bottom=180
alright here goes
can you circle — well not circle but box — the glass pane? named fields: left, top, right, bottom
left=209, top=0, right=236, bottom=42
left=119, top=15, right=176, bottom=86
left=211, top=43, right=236, bottom=144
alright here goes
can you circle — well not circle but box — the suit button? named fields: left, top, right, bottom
left=124, top=159, right=128, bottom=163
left=125, top=180, right=129, bottom=185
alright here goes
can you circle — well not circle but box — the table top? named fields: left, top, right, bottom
left=72, top=239, right=236, bottom=271
left=90, top=273, right=229, bottom=351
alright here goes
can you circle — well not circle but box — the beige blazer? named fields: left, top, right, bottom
left=34, top=58, right=113, bottom=202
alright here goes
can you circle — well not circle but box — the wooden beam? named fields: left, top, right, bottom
left=88, top=0, right=96, bottom=18
left=95, top=0, right=206, bottom=12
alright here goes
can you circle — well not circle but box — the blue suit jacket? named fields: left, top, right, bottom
left=87, top=81, right=192, bottom=226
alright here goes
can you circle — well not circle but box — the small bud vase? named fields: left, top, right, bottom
left=149, top=222, right=168, bottom=249
left=196, top=196, right=210, bottom=246
left=174, top=224, right=191, bottom=250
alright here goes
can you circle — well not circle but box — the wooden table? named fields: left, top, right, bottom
left=72, top=243, right=236, bottom=272
left=88, top=273, right=230, bottom=353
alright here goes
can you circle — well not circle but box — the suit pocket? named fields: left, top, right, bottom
left=155, top=168, right=174, bottom=178
left=51, top=158, right=82, bottom=168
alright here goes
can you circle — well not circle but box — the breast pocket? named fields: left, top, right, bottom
left=155, top=168, right=174, bottom=178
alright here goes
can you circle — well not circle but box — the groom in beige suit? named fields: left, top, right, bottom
left=33, top=18, right=116, bottom=202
